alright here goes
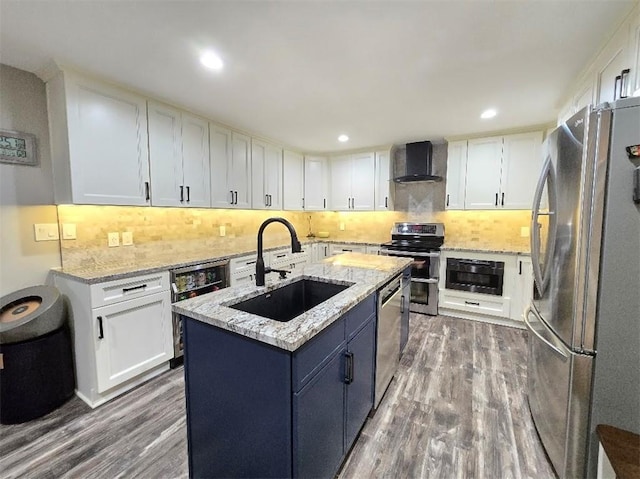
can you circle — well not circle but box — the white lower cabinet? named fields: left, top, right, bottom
left=365, top=245, right=380, bottom=255
left=230, top=253, right=260, bottom=286
left=93, top=291, right=172, bottom=392
left=329, top=244, right=367, bottom=256
left=54, top=271, right=172, bottom=408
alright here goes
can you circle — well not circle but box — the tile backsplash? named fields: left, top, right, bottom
left=57, top=205, right=532, bottom=270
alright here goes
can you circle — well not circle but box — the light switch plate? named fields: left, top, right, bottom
left=339, top=222, right=345, bottom=231
left=62, top=223, right=76, bottom=240
left=34, top=223, right=59, bottom=241
left=219, top=225, right=226, bottom=237
left=122, top=231, right=133, bottom=246
left=108, top=232, right=120, bottom=247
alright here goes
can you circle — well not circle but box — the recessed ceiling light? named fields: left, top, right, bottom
left=481, top=109, right=497, bottom=119
left=200, top=51, right=224, bottom=71
left=338, top=134, right=349, bottom=142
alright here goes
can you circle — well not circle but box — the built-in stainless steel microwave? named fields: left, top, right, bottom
left=445, top=258, right=504, bottom=296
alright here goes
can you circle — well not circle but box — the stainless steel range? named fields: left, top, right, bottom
left=379, top=222, right=444, bottom=316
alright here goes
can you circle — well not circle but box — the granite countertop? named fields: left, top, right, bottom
left=50, top=239, right=383, bottom=284
left=441, top=245, right=531, bottom=255
left=172, top=253, right=412, bottom=352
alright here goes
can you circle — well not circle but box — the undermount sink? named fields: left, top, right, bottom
left=229, top=278, right=351, bottom=322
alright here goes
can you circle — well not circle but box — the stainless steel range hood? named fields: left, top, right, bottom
left=393, top=141, right=443, bottom=183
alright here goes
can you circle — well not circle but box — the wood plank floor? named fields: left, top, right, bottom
left=0, top=314, right=556, bottom=479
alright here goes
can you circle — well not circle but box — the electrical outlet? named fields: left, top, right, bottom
left=108, top=232, right=120, bottom=247
left=520, top=226, right=530, bottom=238
left=122, top=231, right=133, bottom=246
left=34, top=223, right=59, bottom=241
left=339, top=222, right=345, bottom=231
left=219, top=225, right=226, bottom=237
left=62, top=223, right=76, bottom=240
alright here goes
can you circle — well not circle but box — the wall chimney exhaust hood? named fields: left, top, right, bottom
left=393, top=141, right=443, bottom=183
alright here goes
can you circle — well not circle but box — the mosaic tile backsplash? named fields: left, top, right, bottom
left=57, top=205, right=533, bottom=269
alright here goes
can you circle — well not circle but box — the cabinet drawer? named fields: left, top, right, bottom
left=230, top=255, right=258, bottom=274
left=440, top=289, right=510, bottom=318
left=345, top=294, right=376, bottom=339
left=90, top=271, right=169, bottom=308
left=293, top=317, right=345, bottom=391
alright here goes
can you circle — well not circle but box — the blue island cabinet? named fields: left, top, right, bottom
left=183, top=293, right=376, bottom=479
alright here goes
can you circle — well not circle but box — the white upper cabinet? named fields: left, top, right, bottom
left=465, top=137, right=503, bottom=209
left=462, top=131, right=542, bottom=210
left=304, top=156, right=329, bottom=210
left=445, top=141, right=467, bottom=210
left=47, top=70, right=151, bottom=205
left=628, top=6, right=640, bottom=96
left=329, top=152, right=375, bottom=211
left=500, top=132, right=543, bottom=209
left=283, top=150, right=304, bottom=210
left=594, top=23, right=631, bottom=104
left=374, top=150, right=392, bottom=210
left=251, top=139, right=283, bottom=210
left=210, top=125, right=252, bottom=209
left=148, top=102, right=210, bottom=207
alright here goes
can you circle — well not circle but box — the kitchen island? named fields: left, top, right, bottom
left=173, top=253, right=411, bottom=479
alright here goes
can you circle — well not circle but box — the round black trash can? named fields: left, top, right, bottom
left=0, top=285, right=75, bottom=425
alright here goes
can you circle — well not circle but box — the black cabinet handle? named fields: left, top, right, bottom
left=620, top=68, right=630, bottom=99
left=501, top=192, right=505, bottom=206
left=229, top=190, right=234, bottom=204
left=495, top=193, right=498, bottom=206
left=269, top=194, right=272, bottom=206
left=122, top=284, right=147, bottom=293
left=401, top=295, right=405, bottom=314
left=446, top=194, right=450, bottom=207
left=302, top=197, right=305, bottom=209
left=180, top=185, right=184, bottom=202
left=385, top=196, right=388, bottom=208
left=465, top=300, right=480, bottom=306
left=145, top=181, right=150, bottom=201
left=97, top=316, right=104, bottom=339
left=344, top=351, right=354, bottom=384
left=186, top=186, right=190, bottom=202
left=323, top=198, right=326, bottom=209
left=519, top=261, right=522, bottom=275
left=265, top=194, right=269, bottom=207
left=614, top=74, right=622, bottom=100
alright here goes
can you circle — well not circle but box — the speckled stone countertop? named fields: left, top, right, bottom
left=441, top=245, right=531, bottom=256
left=172, top=253, right=412, bottom=352
left=50, top=239, right=383, bottom=284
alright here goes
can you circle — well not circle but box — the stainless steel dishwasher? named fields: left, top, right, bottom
left=374, top=274, right=403, bottom=408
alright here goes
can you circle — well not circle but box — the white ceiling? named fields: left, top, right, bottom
left=0, top=1, right=636, bottom=152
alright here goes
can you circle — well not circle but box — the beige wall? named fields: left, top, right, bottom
left=0, top=64, right=61, bottom=296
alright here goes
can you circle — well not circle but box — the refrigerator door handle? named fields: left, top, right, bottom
left=524, top=306, right=569, bottom=359
left=531, top=155, right=558, bottom=296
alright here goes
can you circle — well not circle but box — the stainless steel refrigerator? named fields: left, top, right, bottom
left=526, top=96, right=640, bottom=479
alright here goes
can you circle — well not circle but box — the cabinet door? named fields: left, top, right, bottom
left=465, top=137, right=503, bottom=209
left=330, top=155, right=352, bottom=210
left=265, top=143, right=283, bottom=210
left=350, top=152, right=375, bottom=211
left=210, top=124, right=234, bottom=208
left=345, top=319, right=375, bottom=451
left=511, top=256, right=534, bottom=322
left=251, top=139, right=268, bottom=209
left=293, top=352, right=345, bottom=479
left=66, top=75, right=150, bottom=205
left=283, top=150, right=304, bottom=210
left=594, top=23, right=630, bottom=103
left=501, top=132, right=543, bottom=209
left=181, top=113, right=211, bottom=207
left=304, top=156, right=329, bottom=210
left=231, top=132, right=252, bottom=209
left=147, top=102, right=183, bottom=207
left=93, top=291, right=172, bottom=393
left=445, top=140, right=467, bottom=210
left=375, top=150, right=391, bottom=210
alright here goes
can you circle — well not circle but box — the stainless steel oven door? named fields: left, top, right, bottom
left=409, top=278, right=439, bottom=315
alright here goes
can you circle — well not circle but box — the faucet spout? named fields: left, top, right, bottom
left=255, top=217, right=302, bottom=286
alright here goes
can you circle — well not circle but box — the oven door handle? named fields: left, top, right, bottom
left=411, top=278, right=439, bottom=284
left=381, top=249, right=440, bottom=258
